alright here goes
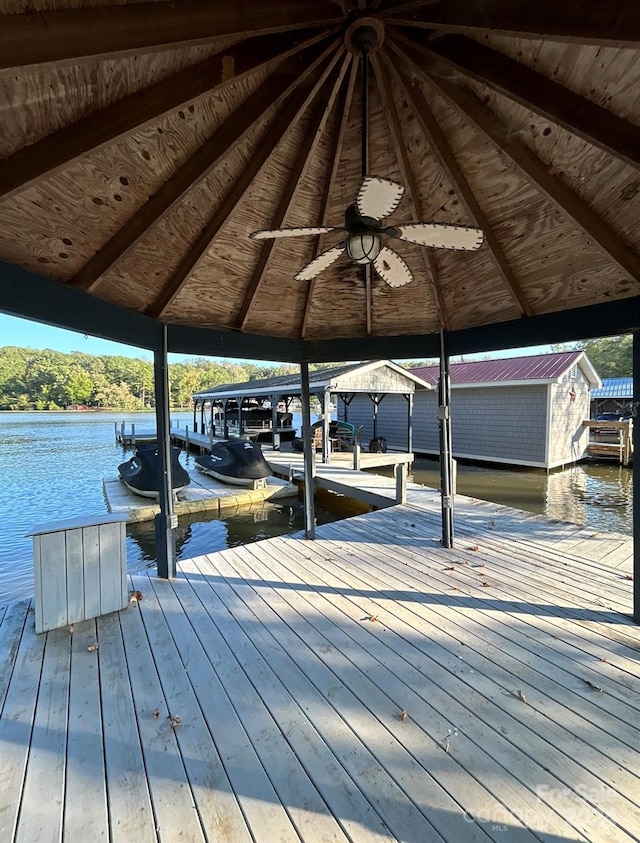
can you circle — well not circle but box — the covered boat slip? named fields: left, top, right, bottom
left=1, top=495, right=638, bottom=843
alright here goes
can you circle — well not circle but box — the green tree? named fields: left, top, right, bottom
left=582, top=335, right=632, bottom=378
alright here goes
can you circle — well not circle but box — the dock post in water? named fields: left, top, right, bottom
left=185, top=425, right=190, bottom=451
left=395, top=463, right=407, bottom=504
left=131, top=423, right=136, bottom=446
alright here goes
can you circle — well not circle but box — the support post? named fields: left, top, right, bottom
left=300, top=362, right=316, bottom=540
left=439, top=329, right=454, bottom=548
left=153, top=324, right=176, bottom=579
left=270, top=393, right=281, bottom=450
left=404, top=392, right=414, bottom=457
left=322, top=389, right=332, bottom=464
left=131, top=423, right=136, bottom=446
left=395, top=463, right=407, bottom=504
left=633, top=332, right=640, bottom=622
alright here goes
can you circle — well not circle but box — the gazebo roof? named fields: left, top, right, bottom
left=2, top=1, right=640, bottom=360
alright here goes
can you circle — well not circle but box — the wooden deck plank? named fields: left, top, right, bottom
left=14, top=627, right=70, bottom=843
left=144, top=572, right=351, bottom=843
left=251, top=532, right=640, bottom=840
left=129, top=580, right=255, bottom=843
left=117, top=591, right=207, bottom=843
left=138, top=575, right=312, bottom=843
left=215, top=545, right=549, bottom=842
left=176, top=557, right=395, bottom=843
left=232, top=539, right=613, bottom=842
left=187, top=552, right=455, bottom=843
left=321, top=510, right=640, bottom=709
left=64, top=619, right=109, bottom=841
left=0, top=605, right=45, bottom=843
left=96, top=612, right=158, bottom=843
left=0, top=600, right=29, bottom=714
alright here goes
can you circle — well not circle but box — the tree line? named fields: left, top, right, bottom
left=0, top=336, right=630, bottom=411
left=0, top=347, right=299, bottom=411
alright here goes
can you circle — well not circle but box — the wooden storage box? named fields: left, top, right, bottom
left=29, top=513, right=129, bottom=634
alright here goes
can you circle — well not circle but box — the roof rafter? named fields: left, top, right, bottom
left=372, top=50, right=448, bottom=328
left=0, top=30, right=335, bottom=202
left=69, top=41, right=337, bottom=294
left=383, top=0, right=640, bottom=46
left=236, top=50, right=351, bottom=331
left=301, top=58, right=359, bottom=340
left=396, top=31, right=640, bottom=172
left=0, top=0, right=342, bottom=69
left=147, top=62, right=342, bottom=320
left=387, top=44, right=533, bottom=317
left=396, top=53, right=640, bottom=287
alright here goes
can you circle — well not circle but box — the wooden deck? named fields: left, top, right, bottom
left=1, top=488, right=639, bottom=842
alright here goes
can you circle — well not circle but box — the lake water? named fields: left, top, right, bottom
left=0, top=411, right=633, bottom=605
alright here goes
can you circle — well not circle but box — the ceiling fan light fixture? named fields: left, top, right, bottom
left=346, top=231, right=382, bottom=265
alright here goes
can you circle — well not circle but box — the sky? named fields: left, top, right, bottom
left=0, top=313, right=556, bottom=365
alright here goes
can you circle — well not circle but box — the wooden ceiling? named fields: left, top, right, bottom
left=1, top=0, right=640, bottom=345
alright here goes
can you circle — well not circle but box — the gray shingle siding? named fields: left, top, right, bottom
left=341, top=381, right=588, bottom=468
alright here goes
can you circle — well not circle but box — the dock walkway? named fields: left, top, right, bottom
left=1, top=485, right=638, bottom=841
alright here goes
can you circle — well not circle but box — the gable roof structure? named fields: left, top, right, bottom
left=193, top=359, right=432, bottom=401
left=411, top=350, right=601, bottom=389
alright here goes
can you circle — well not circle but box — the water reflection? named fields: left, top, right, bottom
left=125, top=491, right=368, bottom=572
left=409, top=458, right=632, bottom=534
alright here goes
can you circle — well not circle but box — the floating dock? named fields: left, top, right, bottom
left=104, top=471, right=296, bottom=522
left=583, top=418, right=633, bottom=465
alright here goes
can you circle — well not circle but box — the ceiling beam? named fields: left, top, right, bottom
left=383, top=0, right=640, bottom=46
left=396, top=31, right=640, bottom=172
left=372, top=52, right=449, bottom=327
left=301, top=58, right=359, bottom=340
left=69, top=41, right=336, bottom=293
left=386, top=46, right=533, bottom=317
left=392, top=45, right=640, bottom=288
left=236, top=52, right=351, bottom=331
left=151, top=49, right=347, bottom=321
left=0, top=0, right=342, bottom=69
left=0, top=30, right=335, bottom=202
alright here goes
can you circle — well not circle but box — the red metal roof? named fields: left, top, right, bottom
left=411, top=351, right=584, bottom=386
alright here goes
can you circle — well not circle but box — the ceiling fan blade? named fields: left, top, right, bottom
left=373, top=246, right=413, bottom=288
left=250, top=226, right=339, bottom=241
left=396, top=223, right=484, bottom=251
left=356, top=177, right=404, bottom=221
left=295, top=245, right=345, bottom=281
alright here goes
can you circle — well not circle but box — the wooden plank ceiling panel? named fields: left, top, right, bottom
left=1, top=0, right=640, bottom=344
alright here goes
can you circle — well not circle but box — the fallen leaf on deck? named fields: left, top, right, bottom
left=129, top=590, right=143, bottom=603
left=624, top=575, right=633, bottom=580
left=467, top=545, right=479, bottom=551
left=583, top=679, right=603, bottom=692
left=400, top=710, right=408, bottom=722
left=87, top=643, right=98, bottom=652
left=443, top=566, right=455, bottom=571
left=168, top=714, right=182, bottom=728
left=152, top=709, right=160, bottom=719
left=516, top=690, right=527, bottom=703
left=481, top=581, right=490, bottom=587
left=67, top=625, right=74, bottom=634
left=443, top=737, right=450, bottom=753
left=369, top=615, right=379, bottom=623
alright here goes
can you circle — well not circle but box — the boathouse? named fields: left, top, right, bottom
left=192, top=359, right=432, bottom=461
left=591, top=377, right=634, bottom=418
left=343, top=351, right=600, bottom=470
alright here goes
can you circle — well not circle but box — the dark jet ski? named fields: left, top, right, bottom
left=118, top=442, right=190, bottom=498
left=195, top=440, right=272, bottom=487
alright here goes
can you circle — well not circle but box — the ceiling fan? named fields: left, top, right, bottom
left=249, top=24, right=484, bottom=288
